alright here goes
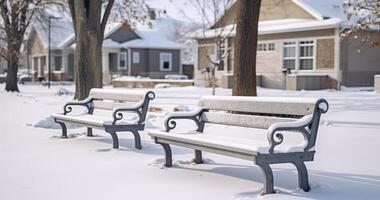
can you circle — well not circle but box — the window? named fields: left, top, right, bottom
left=258, top=43, right=275, bottom=52
left=217, top=41, right=225, bottom=71
left=299, top=41, right=314, bottom=70
left=133, top=52, right=140, bottom=64
left=118, top=52, right=127, bottom=70
left=258, top=43, right=267, bottom=51
left=283, top=41, right=315, bottom=71
left=268, top=43, right=275, bottom=51
left=160, top=53, right=172, bottom=71
left=33, top=57, right=39, bottom=72
left=283, top=42, right=297, bottom=70
left=54, top=56, right=62, bottom=71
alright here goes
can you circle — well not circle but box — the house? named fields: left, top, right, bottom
left=191, top=0, right=380, bottom=90
left=26, top=20, right=75, bottom=82
left=26, top=16, right=184, bottom=84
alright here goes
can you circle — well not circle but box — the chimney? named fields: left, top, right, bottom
left=148, top=8, right=156, bottom=20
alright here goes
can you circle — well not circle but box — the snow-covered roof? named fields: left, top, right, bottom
left=191, top=18, right=342, bottom=39
left=102, top=17, right=185, bottom=50
left=302, top=0, right=345, bottom=20
left=144, top=0, right=346, bottom=24
left=33, top=20, right=74, bottom=49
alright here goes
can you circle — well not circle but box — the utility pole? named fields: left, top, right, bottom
left=48, top=16, right=51, bottom=89
left=47, top=16, right=62, bottom=89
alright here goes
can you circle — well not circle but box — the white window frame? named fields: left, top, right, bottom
left=299, top=41, right=315, bottom=70
left=118, top=51, right=128, bottom=70
left=160, top=52, right=172, bottom=71
left=283, top=41, right=297, bottom=70
left=267, top=43, right=276, bottom=52
left=133, top=52, right=140, bottom=64
left=258, top=43, right=267, bottom=51
left=282, top=40, right=316, bottom=71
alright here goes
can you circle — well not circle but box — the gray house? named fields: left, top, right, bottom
left=27, top=16, right=184, bottom=84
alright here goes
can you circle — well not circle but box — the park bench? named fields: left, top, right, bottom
left=52, top=88, right=155, bottom=149
left=149, top=96, right=328, bottom=194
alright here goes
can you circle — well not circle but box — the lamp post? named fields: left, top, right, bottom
left=48, top=16, right=61, bottom=89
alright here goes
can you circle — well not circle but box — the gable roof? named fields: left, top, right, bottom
left=101, top=17, right=185, bottom=50
left=32, top=20, right=74, bottom=49
left=191, top=17, right=341, bottom=39
left=32, top=16, right=184, bottom=51
left=212, top=0, right=330, bottom=28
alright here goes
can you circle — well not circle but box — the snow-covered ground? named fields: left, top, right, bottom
left=1, top=84, right=380, bottom=200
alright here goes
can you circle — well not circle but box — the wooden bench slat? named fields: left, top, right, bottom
left=199, top=96, right=316, bottom=116
left=201, top=112, right=296, bottom=129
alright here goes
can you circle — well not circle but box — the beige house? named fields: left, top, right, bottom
left=26, top=21, right=75, bottom=82
left=192, top=0, right=380, bottom=90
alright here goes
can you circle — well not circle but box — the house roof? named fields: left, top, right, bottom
left=191, top=18, right=342, bottom=39
left=190, top=0, right=343, bottom=39
left=102, top=17, right=185, bottom=50
left=31, top=13, right=184, bottom=51
left=32, top=20, right=74, bottom=49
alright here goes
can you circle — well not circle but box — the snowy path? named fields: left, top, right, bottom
left=0, top=84, right=380, bottom=200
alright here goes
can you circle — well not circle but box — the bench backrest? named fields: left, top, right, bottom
left=89, top=88, right=155, bottom=122
left=198, top=96, right=318, bottom=129
left=89, top=88, right=148, bottom=109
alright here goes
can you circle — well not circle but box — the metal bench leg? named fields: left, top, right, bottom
left=193, top=150, right=203, bottom=164
left=55, top=121, right=67, bottom=138
left=87, top=128, right=93, bottom=137
left=156, top=142, right=172, bottom=167
left=292, top=161, right=310, bottom=192
left=256, top=162, right=275, bottom=195
left=105, top=130, right=119, bottom=149
left=130, top=130, right=142, bottom=150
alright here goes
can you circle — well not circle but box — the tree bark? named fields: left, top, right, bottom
left=74, top=26, right=103, bottom=100
left=68, top=0, right=114, bottom=100
left=233, top=0, right=261, bottom=96
left=5, top=60, right=19, bottom=92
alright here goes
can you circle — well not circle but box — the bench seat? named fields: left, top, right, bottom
left=150, top=131, right=306, bottom=157
left=52, top=113, right=139, bottom=128
left=52, top=89, right=155, bottom=149
left=149, top=96, right=328, bottom=195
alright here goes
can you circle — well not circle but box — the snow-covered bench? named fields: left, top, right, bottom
left=149, top=96, right=328, bottom=194
left=52, top=89, right=155, bottom=149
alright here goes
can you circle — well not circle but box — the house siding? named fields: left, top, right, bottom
left=213, top=0, right=317, bottom=29
left=316, top=38, right=335, bottom=69
left=340, top=32, right=380, bottom=87
left=145, top=49, right=181, bottom=79
left=195, top=28, right=338, bottom=89
left=131, top=48, right=149, bottom=76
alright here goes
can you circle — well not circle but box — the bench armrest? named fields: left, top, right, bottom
left=63, top=97, right=94, bottom=115
left=267, top=115, right=314, bottom=154
left=112, top=101, right=144, bottom=125
left=266, top=99, right=329, bottom=154
left=165, top=108, right=208, bottom=132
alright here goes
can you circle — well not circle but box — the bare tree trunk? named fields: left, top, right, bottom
left=68, top=0, right=114, bottom=100
left=74, top=27, right=103, bottom=100
left=233, top=0, right=261, bottom=96
left=5, top=59, right=19, bottom=92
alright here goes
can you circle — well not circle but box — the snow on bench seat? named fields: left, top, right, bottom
left=150, top=96, right=329, bottom=195
left=52, top=113, right=139, bottom=128
left=150, top=130, right=306, bottom=156
left=52, top=89, right=155, bottom=149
